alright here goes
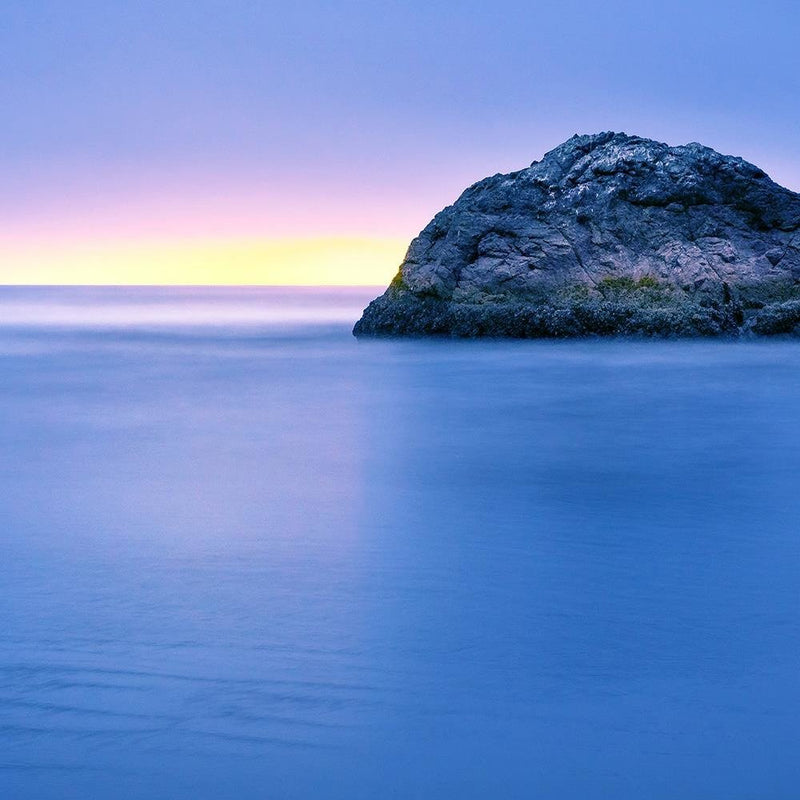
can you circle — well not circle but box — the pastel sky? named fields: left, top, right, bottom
left=2, top=0, right=799, bottom=284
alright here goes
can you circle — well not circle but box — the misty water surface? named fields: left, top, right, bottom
left=1, top=287, right=798, bottom=799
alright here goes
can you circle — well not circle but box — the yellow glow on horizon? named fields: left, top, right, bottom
left=0, top=237, right=408, bottom=285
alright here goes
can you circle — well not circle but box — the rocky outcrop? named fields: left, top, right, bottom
left=354, top=132, right=800, bottom=337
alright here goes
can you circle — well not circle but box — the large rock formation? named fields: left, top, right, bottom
left=354, top=132, right=800, bottom=337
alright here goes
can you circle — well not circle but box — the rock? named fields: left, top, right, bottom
left=354, top=132, right=800, bottom=338
left=765, top=247, right=785, bottom=266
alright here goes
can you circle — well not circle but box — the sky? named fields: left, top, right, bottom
left=1, top=0, right=799, bottom=284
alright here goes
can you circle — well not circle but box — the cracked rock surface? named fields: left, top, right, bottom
left=354, top=132, right=800, bottom=337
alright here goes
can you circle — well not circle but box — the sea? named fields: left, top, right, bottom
left=1, top=286, right=798, bottom=799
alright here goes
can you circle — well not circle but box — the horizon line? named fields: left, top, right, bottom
left=0, top=283, right=388, bottom=288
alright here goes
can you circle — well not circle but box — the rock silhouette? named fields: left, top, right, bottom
left=354, top=132, right=800, bottom=337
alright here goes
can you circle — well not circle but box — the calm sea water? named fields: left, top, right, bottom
left=1, top=287, right=799, bottom=799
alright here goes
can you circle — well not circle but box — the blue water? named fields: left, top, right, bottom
left=1, top=287, right=799, bottom=799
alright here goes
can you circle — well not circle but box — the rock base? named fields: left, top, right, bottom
left=354, top=286, right=800, bottom=339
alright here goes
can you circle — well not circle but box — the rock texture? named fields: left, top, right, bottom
left=354, top=132, right=800, bottom=337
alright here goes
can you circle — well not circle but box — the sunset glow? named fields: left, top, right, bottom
left=0, top=237, right=407, bottom=285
